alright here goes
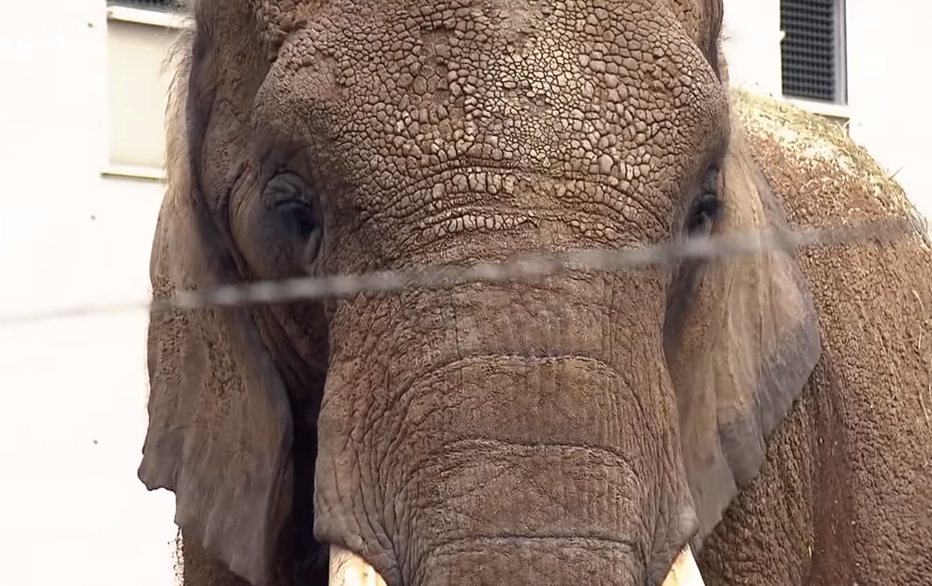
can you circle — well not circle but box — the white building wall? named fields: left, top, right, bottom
left=0, top=1, right=177, bottom=585
left=721, top=0, right=784, bottom=97
left=723, top=0, right=932, bottom=221
left=0, top=1, right=925, bottom=585
left=845, top=0, right=932, bottom=221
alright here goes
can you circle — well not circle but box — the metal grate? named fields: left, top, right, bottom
left=780, top=0, right=845, bottom=103
left=107, top=0, right=173, bottom=10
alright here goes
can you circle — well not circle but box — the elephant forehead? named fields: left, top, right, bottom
left=252, top=0, right=726, bottom=242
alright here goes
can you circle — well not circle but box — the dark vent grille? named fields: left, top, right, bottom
left=781, top=0, right=842, bottom=102
left=108, top=0, right=172, bottom=10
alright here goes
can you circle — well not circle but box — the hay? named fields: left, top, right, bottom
left=730, top=87, right=929, bottom=240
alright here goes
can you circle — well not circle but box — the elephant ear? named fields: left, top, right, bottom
left=140, top=175, right=294, bottom=586
left=138, top=5, right=292, bottom=586
left=663, top=122, right=821, bottom=547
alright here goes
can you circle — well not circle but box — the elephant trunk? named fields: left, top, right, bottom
left=401, top=354, right=655, bottom=585
left=316, top=275, right=700, bottom=585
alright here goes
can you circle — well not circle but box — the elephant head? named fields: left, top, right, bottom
left=139, top=0, right=822, bottom=585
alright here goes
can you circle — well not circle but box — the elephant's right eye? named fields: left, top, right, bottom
left=272, top=197, right=324, bottom=268
left=231, top=170, right=324, bottom=279
left=274, top=199, right=318, bottom=241
left=265, top=172, right=324, bottom=266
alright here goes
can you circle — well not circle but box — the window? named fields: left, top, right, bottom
left=108, top=0, right=172, bottom=10
left=104, top=2, right=184, bottom=178
left=780, top=0, right=847, bottom=104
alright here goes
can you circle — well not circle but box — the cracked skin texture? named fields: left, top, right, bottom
left=141, top=0, right=931, bottom=585
left=250, top=0, right=724, bottom=262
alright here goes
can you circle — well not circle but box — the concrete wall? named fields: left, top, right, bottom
left=0, top=1, right=925, bottom=585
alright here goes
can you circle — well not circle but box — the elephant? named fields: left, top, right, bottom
left=137, top=0, right=932, bottom=585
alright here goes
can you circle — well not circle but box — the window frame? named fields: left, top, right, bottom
left=107, top=0, right=174, bottom=15
left=778, top=0, right=850, bottom=127
left=779, top=0, right=849, bottom=105
left=100, top=4, right=190, bottom=182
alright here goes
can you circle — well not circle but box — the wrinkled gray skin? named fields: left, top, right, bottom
left=138, top=0, right=932, bottom=585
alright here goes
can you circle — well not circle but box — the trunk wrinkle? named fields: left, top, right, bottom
left=398, top=438, right=638, bottom=486
left=416, top=537, right=642, bottom=586
left=427, top=535, right=638, bottom=557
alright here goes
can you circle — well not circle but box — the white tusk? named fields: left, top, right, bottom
left=327, top=543, right=701, bottom=586
left=329, top=546, right=389, bottom=586
left=660, top=545, right=706, bottom=586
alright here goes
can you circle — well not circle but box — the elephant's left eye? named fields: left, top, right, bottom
left=684, top=168, right=721, bottom=236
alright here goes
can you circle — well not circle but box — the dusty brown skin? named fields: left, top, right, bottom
left=695, top=94, right=932, bottom=584
left=139, top=0, right=932, bottom=584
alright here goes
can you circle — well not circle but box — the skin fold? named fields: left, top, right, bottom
left=138, top=0, right=932, bottom=585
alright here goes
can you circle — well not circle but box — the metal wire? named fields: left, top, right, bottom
left=0, top=216, right=921, bottom=327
